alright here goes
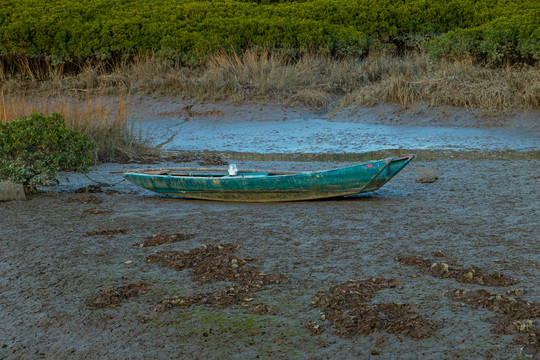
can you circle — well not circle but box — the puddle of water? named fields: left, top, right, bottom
left=139, top=116, right=539, bottom=154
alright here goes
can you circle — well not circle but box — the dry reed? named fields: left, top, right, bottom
left=0, top=91, right=144, bottom=162
left=1, top=50, right=539, bottom=112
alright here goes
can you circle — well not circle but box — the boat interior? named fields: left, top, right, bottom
left=147, top=170, right=273, bottom=178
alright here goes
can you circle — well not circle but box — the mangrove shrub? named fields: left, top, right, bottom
left=0, top=113, right=96, bottom=190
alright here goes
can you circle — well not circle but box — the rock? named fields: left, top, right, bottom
left=441, top=263, right=449, bottom=272
left=415, top=166, right=438, bottom=183
left=0, top=181, right=25, bottom=201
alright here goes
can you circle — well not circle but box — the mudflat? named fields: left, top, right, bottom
left=1, top=157, right=538, bottom=359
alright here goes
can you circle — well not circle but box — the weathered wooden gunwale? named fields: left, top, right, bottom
left=122, top=155, right=415, bottom=202
left=113, top=167, right=303, bottom=176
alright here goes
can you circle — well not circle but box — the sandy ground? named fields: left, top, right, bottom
left=1, top=156, right=539, bottom=360
left=1, top=100, right=539, bottom=359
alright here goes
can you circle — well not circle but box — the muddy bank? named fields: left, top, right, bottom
left=1, top=158, right=539, bottom=359
left=130, top=98, right=540, bottom=154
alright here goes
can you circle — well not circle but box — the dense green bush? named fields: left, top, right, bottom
left=425, top=10, right=540, bottom=65
left=0, top=113, right=96, bottom=190
left=0, top=0, right=537, bottom=66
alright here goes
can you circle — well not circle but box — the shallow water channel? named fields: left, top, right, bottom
left=136, top=103, right=539, bottom=155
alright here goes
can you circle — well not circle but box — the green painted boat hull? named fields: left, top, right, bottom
left=123, top=155, right=415, bottom=202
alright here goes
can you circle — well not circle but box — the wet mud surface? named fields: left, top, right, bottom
left=135, top=233, right=193, bottom=247
left=82, top=228, right=127, bottom=237
left=84, top=207, right=112, bottom=215
left=67, top=194, right=103, bottom=204
left=130, top=153, right=228, bottom=167
left=1, top=158, right=539, bottom=359
left=449, top=289, right=540, bottom=356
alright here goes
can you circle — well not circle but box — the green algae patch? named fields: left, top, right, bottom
left=161, top=307, right=317, bottom=358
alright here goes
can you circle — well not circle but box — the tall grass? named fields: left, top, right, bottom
left=1, top=50, right=539, bottom=112
left=0, top=91, right=144, bottom=162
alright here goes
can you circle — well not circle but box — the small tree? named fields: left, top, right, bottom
left=0, top=112, right=96, bottom=191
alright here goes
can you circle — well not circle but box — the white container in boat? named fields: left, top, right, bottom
left=228, top=164, right=238, bottom=176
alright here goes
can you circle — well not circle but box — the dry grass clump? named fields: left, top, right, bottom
left=2, top=50, right=538, bottom=112
left=0, top=91, right=144, bottom=162
left=340, top=54, right=539, bottom=113
left=381, top=59, right=539, bottom=112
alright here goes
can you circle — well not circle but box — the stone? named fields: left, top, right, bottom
left=415, top=166, right=438, bottom=183
left=0, top=181, right=26, bottom=201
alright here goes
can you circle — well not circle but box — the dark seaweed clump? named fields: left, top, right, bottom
left=397, top=254, right=518, bottom=286
left=311, top=278, right=438, bottom=339
left=149, top=244, right=285, bottom=314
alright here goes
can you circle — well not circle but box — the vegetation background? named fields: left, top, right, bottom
left=0, top=0, right=538, bottom=163
left=1, top=0, right=538, bottom=66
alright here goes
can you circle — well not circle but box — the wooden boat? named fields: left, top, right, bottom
left=122, top=155, right=415, bottom=202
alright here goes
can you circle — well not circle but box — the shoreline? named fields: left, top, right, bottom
left=129, top=98, right=539, bottom=158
